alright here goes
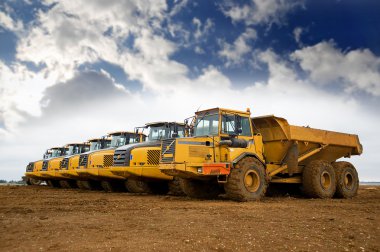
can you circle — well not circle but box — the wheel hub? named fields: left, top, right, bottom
left=244, top=170, right=260, bottom=192
left=320, top=171, right=331, bottom=190
left=344, top=172, right=353, bottom=190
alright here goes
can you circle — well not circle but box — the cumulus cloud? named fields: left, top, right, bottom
left=221, top=0, right=304, bottom=26
left=0, top=10, right=23, bottom=32
left=291, top=40, right=380, bottom=96
left=219, top=28, right=257, bottom=66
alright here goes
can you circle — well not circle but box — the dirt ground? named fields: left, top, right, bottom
left=0, top=185, right=379, bottom=252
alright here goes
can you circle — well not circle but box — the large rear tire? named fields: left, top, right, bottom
left=125, top=179, right=152, bottom=193
left=168, top=177, right=185, bottom=196
left=180, top=178, right=220, bottom=199
left=224, top=157, right=267, bottom=201
left=101, top=180, right=126, bottom=192
left=332, top=161, right=359, bottom=198
left=302, top=160, right=336, bottom=198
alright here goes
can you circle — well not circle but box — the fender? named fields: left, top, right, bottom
left=232, top=152, right=266, bottom=168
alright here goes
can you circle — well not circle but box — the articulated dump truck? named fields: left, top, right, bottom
left=159, top=108, right=362, bottom=201
left=110, top=122, right=186, bottom=195
left=39, top=143, right=90, bottom=188
left=24, top=147, right=65, bottom=185
left=56, top=137, right=111, bottom=189
left=76, top=131, right=146, bottom=192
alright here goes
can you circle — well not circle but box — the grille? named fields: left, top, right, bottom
left=113, top=149, right=126, bottom=166
left=79, top=154, right=88, bottom=168
left=42, top=161, right=49, bottom=171
left=26, top=162, right=34, bottom=172
left=161, top=138, right=176, bottom=162
left=103, top=155, right=114, bottom=167
left=60, top=158, right=69, bottom=169
left=147, top=150, right=160, bottom=165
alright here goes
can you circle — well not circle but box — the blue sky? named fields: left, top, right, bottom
left=0, top=0, right=379, bottom=180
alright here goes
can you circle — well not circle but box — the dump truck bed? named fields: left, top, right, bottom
left=252, top=116, right=362, bottom=167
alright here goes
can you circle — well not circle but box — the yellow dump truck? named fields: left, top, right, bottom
left=110, top=122, right=185, bottom=195
left=39, top=143, right=90, bottom=187
left=159, top=108, right=362, bottom=201
left=24, top=147, right=65, bottom=185
left=76, top=131, right=146, bottom=191
left=57, top=137, right=111, bottom=188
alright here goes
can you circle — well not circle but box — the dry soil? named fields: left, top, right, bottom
left=0, top=185, right=379, bottom=251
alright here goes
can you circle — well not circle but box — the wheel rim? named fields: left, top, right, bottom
left=244, top=170, right=260, bottom=192
left=320, top=171, right=331, bottom=190
left=344, top=172, right=353, bottom=190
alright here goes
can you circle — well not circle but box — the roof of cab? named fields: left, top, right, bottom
left=195, top=107, right=251, bottom=116
left=107, top=131, right=147, bottom=136
left=144, top=121, right=185, bottom=127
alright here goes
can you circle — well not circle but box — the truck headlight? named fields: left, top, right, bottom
left=197, top=167, right=203, bottom=173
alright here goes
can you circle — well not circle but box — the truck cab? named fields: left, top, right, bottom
left=24, top=147, right=64, bottom=185
left=76, top=131, right=146, bottom=191
left=57, top=137, right=111, bottom=188
left=110, top=122, right=185, bottom=194
left=160, top=108, right=263, bottom=179
left=39, top=143, right=90, bottom=187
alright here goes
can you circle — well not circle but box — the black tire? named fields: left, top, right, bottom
left=332, top=161, right=359, bottom=198
left=47, top=180, right=61, bottom=188
left=125, top=179, right=152, bottom=193
left=101, top=180, right=126, bottom=192
left=168, top=177, right=185, bottom=196
left=77, top=180, right=87, bottom=190
left=224, top=157, right=267, bottom=201
left=59, top=180, right=71, bottom=189
left=29, top=178, right=42, bottom=186
left=77, top=180, right=102, bottom=190
left=25, top=178, right=32, bottom=185
left=180, top=178, right=220, bottom=199
left=147, top=181, right=169, bottom=195
left=302, top=160, right=336, bottom=198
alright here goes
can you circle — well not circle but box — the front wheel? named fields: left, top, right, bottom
left=101, top=180, right=126, bottom=192
left=125, top=179, right=152, bottom=193
left=224, top=157, right=267, bottom=201
left=180, top=178, right=220, bottom=199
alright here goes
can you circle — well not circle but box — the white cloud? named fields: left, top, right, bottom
left=293, top=26, right=303, bottom=46
left=291, top=40, right=380, bottom=96
left=192, top=17, right=214, bottom=41
left=0, top=10, right=23, bottom=32
left=219, top=28, right=257, bottom=66
left=221, top=0, right=304, bottom=26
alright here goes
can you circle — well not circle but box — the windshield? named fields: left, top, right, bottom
left=47, top=149, right=62, bottom=158
left=148, top=125, right=185, bottom=141
left=90, top=141, right=102, bottom=151
left=193, top=114, right=219, bottom=136
left=110, top=135, right=129, bottom=147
